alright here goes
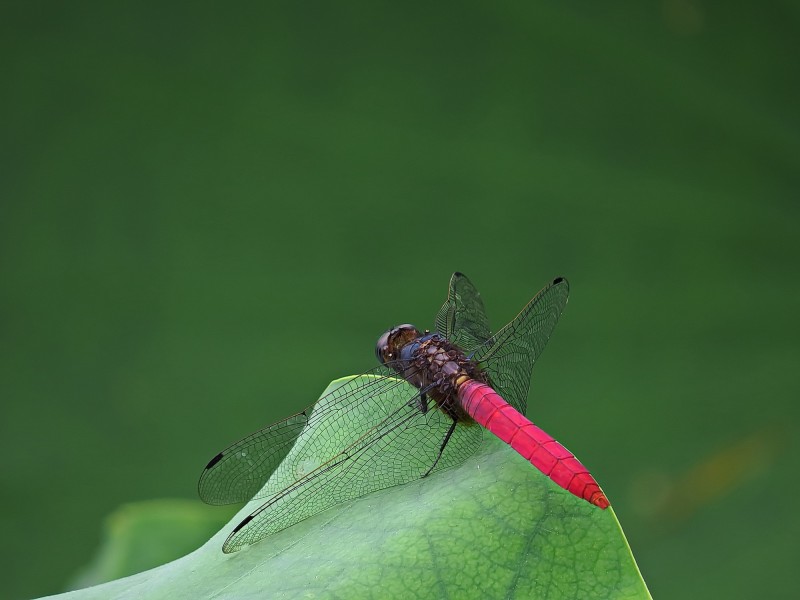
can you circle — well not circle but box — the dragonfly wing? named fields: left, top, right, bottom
left=198, top=365, right=400, bottom=505
left=198, top=412, right=309, bottom=505
left=473, top=277, right=569, bottom=414
left=435, top=272, right=491, bottom=352
left=222, top=374, right=482, bottom=552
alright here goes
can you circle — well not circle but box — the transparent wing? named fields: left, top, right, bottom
left=472, top=277, right=570, bottom=414
left=198, top=364, right=407, bottom=505
left=434, top=272, right=491, bottom=352
left=198, top=413, right=308, bottom=505
left=222, top=374, right=482, bottom=552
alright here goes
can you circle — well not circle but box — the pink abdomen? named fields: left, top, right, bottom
left=458, top=380, right=608, bottom=509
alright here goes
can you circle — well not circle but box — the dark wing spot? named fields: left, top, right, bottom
left=454, top=271, right=464, bottom=277
left=553, top=276, right=564, bottom=284
left=204, top=452, right=224, bottom=470
left=232, top=514, right=254, bottom=534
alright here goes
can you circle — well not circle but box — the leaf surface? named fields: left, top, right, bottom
left=50, top=377, right=650, bottom=600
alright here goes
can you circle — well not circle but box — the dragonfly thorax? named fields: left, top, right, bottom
left=378, top=327, right=488, bottom=421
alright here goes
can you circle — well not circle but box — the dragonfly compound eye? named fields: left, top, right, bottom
left=376, top=324, right=421, bottom=365
left=375, top=329, right=392, bottom=364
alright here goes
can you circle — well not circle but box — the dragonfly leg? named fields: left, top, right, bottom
left=416, top=392, right=429, bottom=414
left=422, top=419, right=457, bottom=477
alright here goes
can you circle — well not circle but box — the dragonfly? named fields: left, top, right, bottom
left=199, top=273, right=608, bottom=553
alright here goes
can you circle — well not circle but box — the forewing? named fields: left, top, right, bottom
left=473, top=277, right=570, bottom=414
left=222, top=374, right=482, bottom=552
left=434, top=272, right=491, bottom=352
left=198, top=365, right=401, bottom=505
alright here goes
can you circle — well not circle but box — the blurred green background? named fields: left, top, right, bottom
left=1, top=1, right=797, bottom=599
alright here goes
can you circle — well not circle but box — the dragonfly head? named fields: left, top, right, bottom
left=376, top=324, right=422, bottom=365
